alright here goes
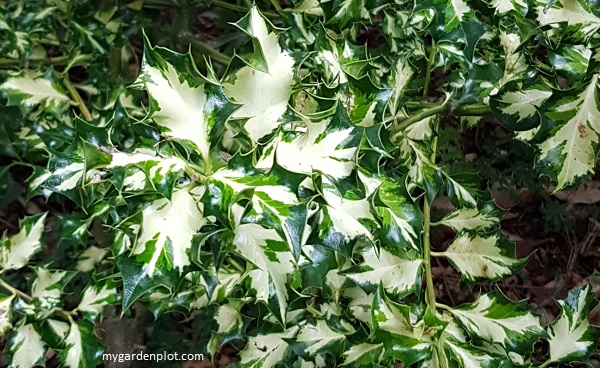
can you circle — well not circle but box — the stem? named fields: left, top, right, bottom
left=423, top=39, right=436, bottom=99
left=453, top=104, right=492, bottom=116
left=64, top=77, right=93, bottom=121
left=422, top=98, right=442, bottom=313
left=0, top=277, right=33, bottom=302
left=0, top=55, right=69, bottom=68
left=423, top=198, right=437, bottom=312
left=396, top=102, right=448, bottom=132
left=430, top=251, right=444, bottom=257
left=228, top=257, right=245, bottom=274
left=269, top=0, right=283, bottom=11
left=211, top=0, right=279, bottom=18
left=185, top=37, right=231, bottom=66
left=534, top=59, right=553, bottom=73
left=538, top=360, right=552, bottom=368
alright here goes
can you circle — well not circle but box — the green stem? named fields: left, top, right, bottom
left=211, top=0, right=279, bottom=18
left=0, top=55, right=69, bottom=68
left=0, top=277, right=32, bottom=301
left=185, top=37, right=231, bottom=66
left=269, top=0, right=283, bottom=12
left=453, top=104, right=492, bottom=116
left=534, top=59, right=552, bottom=73
left=228, top=257, right=245, bottom=274
left=538, top=360, right=552, bottom=368
left=423, top=198, right=437, bottom=312
left=63, top=77, right=93, bottom=121
left=423, top=39, right=437, bottom=99
left=422, top=96, right=442, bottom=313
left=396, top=102, right=448, bottom=132
left=430, top=251, right=444, bottom=257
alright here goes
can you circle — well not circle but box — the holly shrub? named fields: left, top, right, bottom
left=1, top=0, right=599, bottom=367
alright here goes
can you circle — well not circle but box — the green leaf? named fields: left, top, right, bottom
left=131, top=38, right=237, bottom=164
left=439, top=231, right=526, bottom=283
left=344, top=246, right=422, bottom=297
left=133, top=187, right=206, bottom=276
left=1, top=213, right=47, bottom=271
left=7, top=323, right=46, bottom=368
left=223, top=6, right=294, bottom=142
left=545, top=284, right=600, bottom=364
left=237, top=326, right=298, bottom=368
left=538, top=74, right=600, bottom=191
left=448, top=290, right=544, bottom=352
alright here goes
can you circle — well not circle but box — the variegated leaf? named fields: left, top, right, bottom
left=340, top=342, right=384, bottom=367
left=536, top=0, right=600, bottom=38
left=344, top=246, right=421, bottom=297
left=131, top=39, right=236, bottom=165
left=259, top=105, right=360, bottom=179
left=316, top=178, right=375, bottom=256
left=7, top=323, right=46, bottom=368
left=223, top=6, right=294, bottom=142
left=433, top=202, right=502, bottom=232
left=449, top=291, right=544, bottom=351
left=133, top=187, right=206, bottom=276
left=545, top=284, right=600, bottom=364
left=76, top=279, right=118, bottom=321
left=490, top=81, right=553, bottom=130
left=59, top=320, right=104, bottom=368
left=437, top=231, right=525, bottom=282
left=289, top=319, right=347, bottom=359
left=489, top=0, right=528, bottom=15
left=0, top=212, right=47, bottom=271
left=75, top=246, right=109, bottom=272
left=235, top=223, right=295, bottom=323
left=211, top=168, right=308, bottom=260
left=0, top=294, right=14, bottom=336
left=375, top=179, right=422, bottom=252
left=0, top=71, right=71, bottom=110
left=443, top=0, right=473, bottom=31
left=26, top=267, right=73, bottom=318
left=238, top=326, right=298, bottom=368
left=538, top=74, right=600, bottom=191
left=344, top=286, right=373, bottom=325
left=424, top=336, right=502, bottom=368
left=108, top=149, right=190, bottom=195
left=372, top=286, right=441, bottom=365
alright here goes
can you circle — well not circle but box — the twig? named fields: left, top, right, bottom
left=0, top=55, right=69, bottom=68
left=63, top=77, right=93, bottom=121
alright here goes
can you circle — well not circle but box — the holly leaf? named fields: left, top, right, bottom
left=449, top=290, right=545, bottom=352
left=439, top=231, right=526, bottom=283
left=0, top=213, right=47, bottom=271
left=6, top=323, right=46, bottom=368
left=223, top=5, right=294, bottom=142
left=537, top=74, right=600, bottom=191
left=545, top=284, right=600, bottom=364
left=131, top=37, right=237, bottom=165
